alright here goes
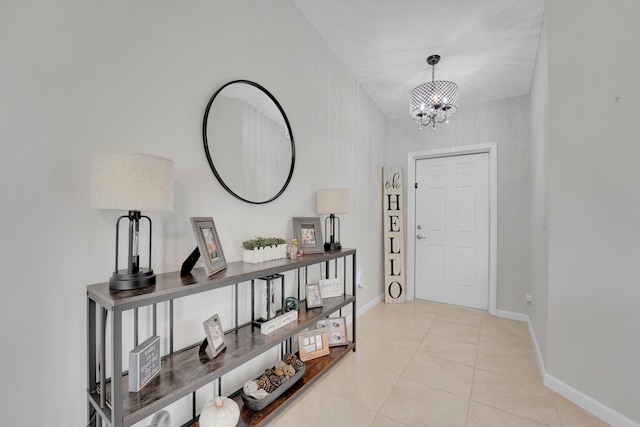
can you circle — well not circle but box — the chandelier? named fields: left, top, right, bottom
left=410, top=54, right=458, bottom=130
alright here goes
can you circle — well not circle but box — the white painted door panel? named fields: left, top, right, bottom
left=414, top=153, right=489, bottom=309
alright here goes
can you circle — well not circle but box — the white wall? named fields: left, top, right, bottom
left=545, top=0, right=640, bottom=422
left=387, top=96, right=532, bottom=313
left=0, top=1, right=386, bottom=425
left=529, top=13, right=549, bottom=367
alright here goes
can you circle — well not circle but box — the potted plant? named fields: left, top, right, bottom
left=242, top=237, right=287, bottom=263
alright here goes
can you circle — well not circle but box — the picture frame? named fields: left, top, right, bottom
left=318, top=277, right=343, bottom=298
left=128, top=335, right=161, bottom=392
left=292, top=217, right=324, bottom=254
left=190, top=217, right=227, bottom=277
left=297, top=328, right=330, bottom=362
left=316, top=317, right=348, bottom=347
left=305, top=283, right=323, bottom=309
left=202, top=314, right=226, bottom=358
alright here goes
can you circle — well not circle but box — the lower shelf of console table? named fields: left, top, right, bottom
left=92, top=296, right=355, bottom=426
left=188, top=343, right=355, bottom=427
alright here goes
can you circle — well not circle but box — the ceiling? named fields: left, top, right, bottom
left=292, top=0, right=546, bottom=120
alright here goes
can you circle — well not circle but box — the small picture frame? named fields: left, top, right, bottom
left=316, top=317, right=348, bottom=347
left=305, top=283, right=323, bottom=309
left=297, top=328, right=330, bottom=362
left=202, top=314, right=226, bottom=358
left=318, top=277, right=343, bottom=298
left=128, top=335, right=161, bottom=392
left=190, top=217, right=227, bottom=277
left=292, top=217, right=324, bottom=254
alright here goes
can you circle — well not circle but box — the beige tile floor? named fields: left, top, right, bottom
left=270, top=299, right=609, bottom=427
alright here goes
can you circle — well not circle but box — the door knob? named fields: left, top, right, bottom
left=417, top=235, right=426, bottom=240
left=417, top=225, right=422, bottom=229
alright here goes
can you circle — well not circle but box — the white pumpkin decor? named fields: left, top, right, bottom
left=199, top=396, right=240, bottom=427
left=148, top=410, right=171, bottom=427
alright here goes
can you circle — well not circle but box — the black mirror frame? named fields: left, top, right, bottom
left=202, top=80, right=296, bottom=205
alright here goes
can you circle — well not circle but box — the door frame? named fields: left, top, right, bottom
left=407, top=143, right=497, bottom=316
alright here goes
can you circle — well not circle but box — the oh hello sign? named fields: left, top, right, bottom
left=383, top=167, right=405, bottom=303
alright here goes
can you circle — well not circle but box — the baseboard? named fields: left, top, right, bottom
left=497, top=309, right=546, bottom=379
left=526, top=315, right=547, bottom=380
left=356, top=293, right=384, bottom=319
left=499, top=310, right=639, bottom=427
left=344, top=293, right=384, bottom=332
left=544, top=374, right=639, bottom=427
left=496, top=309, right=529, bottom=322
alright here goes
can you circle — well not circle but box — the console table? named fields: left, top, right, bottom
left=86, top=249, right=356, bottom=427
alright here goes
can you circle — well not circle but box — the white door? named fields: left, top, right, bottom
left=414, top=153, right=489, bottom=309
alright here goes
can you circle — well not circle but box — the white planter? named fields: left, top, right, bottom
left=243, top=248, right=264, bottom=264
left=243, top=244, right=288, bottom=264
left=264, top=246, right=275, bottom=261
left=277, top=243, right=287, bottom=259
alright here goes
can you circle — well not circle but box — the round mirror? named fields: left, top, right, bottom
left=203, top=80, right=295, bottom=204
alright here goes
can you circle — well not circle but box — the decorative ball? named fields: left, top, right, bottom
left=199, top=396, right=240, bottom=427
left=268, top=373, right=286, bottom=388
left=282, top=353, right=297, bottom=365
left=284, top=297, right=299, bottom=312
left=293, top=359, right=304, bottom=371
left=282, top=364, right=295, bottom=377
left=259, top=375, right=276, bottom=393
left=256, top=375, right=266, bottom=389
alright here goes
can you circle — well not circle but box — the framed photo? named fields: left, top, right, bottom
left=316, top=317, right=348, bottom=347
left=292, top=217, right=324, bottom=254
left=297, top=328, right=330, bottom=362
left=202, top=314, right=226, bottom=358
left=305, top=283, right=323, bottom=309
left=190, top=217, right=227, bottom=277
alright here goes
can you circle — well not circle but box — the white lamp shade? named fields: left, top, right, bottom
left=316, top=188, right=349, bottom=214
left=90, top=151, right=175, bottom=212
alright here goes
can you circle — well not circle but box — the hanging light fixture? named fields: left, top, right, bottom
left=410, top=54, right=458, bottom=130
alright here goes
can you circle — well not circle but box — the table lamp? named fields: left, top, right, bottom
left=316, top=188, right=349, bottom=251
left=90, top=151, right=174, bottom=290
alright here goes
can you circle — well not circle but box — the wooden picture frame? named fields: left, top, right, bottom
left=316, top=317, right=348, bottom=347
left=305, top=283, right=323, bottom=308
left=292, top=217, right=324, bottom=254
left=202, top=314, right=226, bottom=358
left=297, top=328, right=330, bottom=362
left=190, top=217, right=227, bottom=277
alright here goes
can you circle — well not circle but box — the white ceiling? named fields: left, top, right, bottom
left=292, top=0, right=545, bottom=120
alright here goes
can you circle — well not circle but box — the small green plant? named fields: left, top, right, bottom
left=242, top=237, right=286, bottom=250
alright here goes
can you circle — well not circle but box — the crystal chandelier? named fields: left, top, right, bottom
left=410, top=54, right=458, bottom=130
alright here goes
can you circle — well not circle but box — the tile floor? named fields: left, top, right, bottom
left=270, top=299, right=609, bottom=427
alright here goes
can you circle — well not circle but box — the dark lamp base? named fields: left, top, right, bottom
left=109, top=268, right=156, bottom=291
left=324, top=242, right=342, bottom=251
